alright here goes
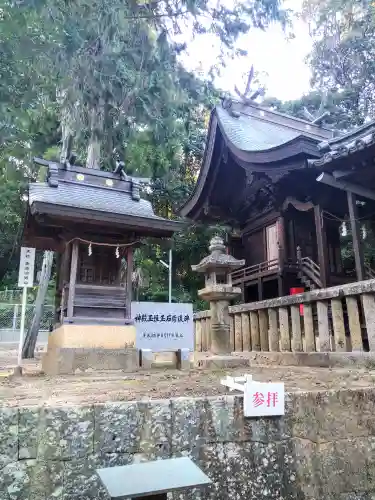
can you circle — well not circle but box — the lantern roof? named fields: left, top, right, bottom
left=191, top=236, right=245, bottom=273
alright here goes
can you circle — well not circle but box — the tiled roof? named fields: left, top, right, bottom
left=216, top=102, right=333, bottom=152
left=27, top=164, right=181, bottom=237
left=308, top=122, right=375, bottom=168
left=29, top=181, right=164, bottom=221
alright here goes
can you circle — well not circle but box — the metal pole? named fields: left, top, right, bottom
left=17, top=287, right=27, bottom=368
left=12, top=304, right=18, bottom=331
left=168, top=249, right=172, bottom=303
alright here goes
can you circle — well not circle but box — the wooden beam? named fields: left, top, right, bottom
left=125, top=246, right=134, bottom=318
left=347, top=191, right=365, bottom=282
left=314, top=205, right=329, bottom=287
left=67, top=240, right=79, bottom=319
left=317, top=172, right=375, bottom=201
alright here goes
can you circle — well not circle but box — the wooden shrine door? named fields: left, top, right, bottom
left=266, top=223, right=278, bottom=262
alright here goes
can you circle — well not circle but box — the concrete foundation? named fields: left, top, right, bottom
left=42, top=324, right=138, bottom=375
left=42, top=347, right=139, bottom=375
left=47, top=324, right=136, bottom=350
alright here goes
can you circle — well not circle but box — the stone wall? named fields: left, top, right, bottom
left=2, top=389, right=375, bottom=499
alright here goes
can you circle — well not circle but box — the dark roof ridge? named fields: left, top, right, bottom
left=319, top=118, right=375, bottom=150
left=57, top=176, right=132, bottom=195
left=221, top=100, right=333, bottom=139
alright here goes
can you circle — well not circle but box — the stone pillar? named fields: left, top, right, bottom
left=210, top=299, right=231, bottom=353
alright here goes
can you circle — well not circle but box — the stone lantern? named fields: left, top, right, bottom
left=192, top=236, right=245, bottom=354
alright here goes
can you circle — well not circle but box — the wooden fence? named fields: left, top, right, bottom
left=193, top=278, right=375, bottom=353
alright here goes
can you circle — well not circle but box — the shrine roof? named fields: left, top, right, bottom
left=180, top=100, right=335, bottom=219
left=27, top=162, right=181, bottom=237
left=215, top=102, right=334, bottom=154
left=308, top=120, right=375, bottom=168
left=29, top=181, right=160, bottom=220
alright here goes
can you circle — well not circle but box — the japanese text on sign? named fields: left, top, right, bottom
left=134, top=313, right=190, bottom=323
left=244, top=382, right=285, bottom=417
left=18, top=247, right=36, bottom=288
left=132, top=302, right=194, bottom=352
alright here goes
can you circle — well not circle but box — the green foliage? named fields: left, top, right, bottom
left=300, top=0, right=375, bottom=124
left=0, top=0, right=285, bottom=306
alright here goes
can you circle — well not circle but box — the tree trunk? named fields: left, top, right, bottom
left=86, top=107, right=102, bottom=169
left=22, top=251, right=54, bottom=359
left=60, top=124, right=73, bottom=163
left=57, top=90, right=74, bottom=163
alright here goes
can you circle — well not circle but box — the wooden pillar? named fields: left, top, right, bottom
left=240, top=282, right=245, bottom=303
left=278, top=216, right=286, bottom=272
left=125, top=245, right=134, bottom=318
left=59, top=243, right=71, bottom=288
left=347, top=191, right=365, bottom=281
left=67, top=240, right=79, bottom=320
left=277, top=276, right=284, bottom=297
left=289, top=219, right=296, bottom=261
left=314, top=205, right=329, bottom=287
left=257, top=278, right=263, bottom=301
left=277, top=216, right=286, bottom=298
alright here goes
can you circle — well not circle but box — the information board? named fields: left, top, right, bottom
left=131, top=302, right=194, bottom=352
left=18, top=247, right=36, bottom=288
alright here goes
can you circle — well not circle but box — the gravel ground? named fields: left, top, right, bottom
left=0, top=347, right=375, bottom=407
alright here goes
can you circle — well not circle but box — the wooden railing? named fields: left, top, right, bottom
left=299, top=256, right=322, bottom=288
left=194, top=310, right=212, bottom=352
left=194, top=278, right=375, bottom=353
left=230, top=258, right=279, bottom=285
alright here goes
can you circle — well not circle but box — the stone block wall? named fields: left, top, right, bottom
left=1, top=389, right=375, bottom=499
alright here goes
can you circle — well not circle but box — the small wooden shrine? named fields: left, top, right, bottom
left=180, top=98, right=375, bottom=302
left=24, top=160, right=180, bottom=325
left=23, top=159, right=181, bottom=373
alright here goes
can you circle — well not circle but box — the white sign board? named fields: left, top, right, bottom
left=18, top=247, right=36, bottom=288
left=244, top=382, right=285, bottom=417
left=132, top=302, right=194, bottom=352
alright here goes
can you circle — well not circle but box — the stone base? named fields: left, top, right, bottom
left=195, top=350, right=375, bottom=369
left=234, top=351, right=375, bottom=368
left=195, top=353, right=251, bottom=369
left=42, top=347, right=139, bottom=375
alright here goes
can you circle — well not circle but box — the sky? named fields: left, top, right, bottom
left=181, top=0, right=313, bottom=102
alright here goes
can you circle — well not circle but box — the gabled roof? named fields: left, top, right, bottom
left=216, top=102, right=333, bottom=154
left=27, top=162, right=181, bottom=237
left=308, top=120, right=375, bottom=168
left=180, top=100, right=335, bottom=219
left=29, top=181, right=161, bottom=220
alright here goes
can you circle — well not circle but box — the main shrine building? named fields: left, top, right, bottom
left=180, top=99, right=375, bottom=302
